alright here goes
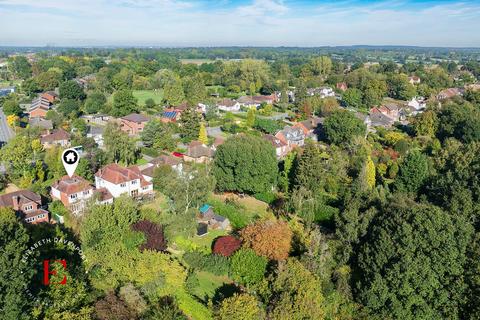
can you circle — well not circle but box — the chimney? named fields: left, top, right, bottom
left=11, top=196, right=20, bottom=210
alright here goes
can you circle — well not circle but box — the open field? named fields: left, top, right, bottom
left=108, top=89, right=164, bottom=106
left=180, top=59, right=216, bottom=65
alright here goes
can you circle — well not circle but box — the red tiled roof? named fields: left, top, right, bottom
left=52, top=175, right=93, bottom=195
left=95, top=163, right=152, bottom=187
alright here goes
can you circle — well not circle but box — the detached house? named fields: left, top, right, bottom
left=293, top=117, right=324, bottom=141
left=51, top=175, right=113, bottom=215
left=0, top=190, right=49, bottom=224
left=40, top=129, right=70, bottom=148
left=437, top=88, right=463, bottom=100
left=264, top=134, right=289, bottom=159
left=41, top=91, right=58, bottom=104
left=184, top=141, right=214, bottom=164
left=217, top=98, right=241, bottom=112
left=407, top=97, right=427, bottom=115
left=141, top=153, right=183, bottom=181
left=275, top=126, right=305, bottom=148
left=408, top=76, right=421, bottom=85
left=120, top=113, right=149, bottom=136
left=95, top=164, right=153, bottom=199
left=307, top=87, right=335, bottom=98
left=29, top=98, right=52, bottom=119
left=370, top=104, right=401, bottom=122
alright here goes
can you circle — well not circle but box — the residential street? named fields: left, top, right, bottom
left=0, top=107, right=15, bottom=145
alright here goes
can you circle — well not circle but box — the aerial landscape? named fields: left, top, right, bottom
left=0, top=0, right=480, bottom=319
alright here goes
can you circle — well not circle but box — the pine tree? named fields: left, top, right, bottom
left=198, top=123, right=208, bottom=145
left=179, top=106, right=201, bottom=142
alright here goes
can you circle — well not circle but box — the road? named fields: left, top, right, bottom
left=0, top=107, right=15, bottom=145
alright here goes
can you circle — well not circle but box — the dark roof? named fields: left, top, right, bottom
left=150, top=154, right=181, bottom=167
left=186, top=142, right=214, bottom=158
left=40, top=129, right=70, bottom=143
left=264, top=134, right=287, bottom=147
left=121, top=113, right=149, bottom=123
left=0, top=190, right=42, bottom=207
left=29, top=118, right=53, bottom=130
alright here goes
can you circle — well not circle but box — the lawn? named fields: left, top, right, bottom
left=108, top=89, right=164, bottom=106
left=191, top=271, right=232, bottom=303
left=207, top=193, right=272, bottom=228
left=133, top=90, right=164, bottom=106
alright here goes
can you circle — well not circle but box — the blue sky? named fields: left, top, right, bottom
left=0, top=0, right=478, bottom=47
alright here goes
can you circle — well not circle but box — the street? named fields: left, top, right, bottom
left=0, top=107, right=15, bottom=146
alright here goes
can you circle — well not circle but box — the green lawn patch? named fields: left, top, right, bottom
left=191, top=271, right=231, bottom=303
left=133, top=90, right=164, bottom=106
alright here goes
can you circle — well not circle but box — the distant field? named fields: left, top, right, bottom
left=180, top=59, right=216, bottom=65
left=108, top=89, right=164, bottom=106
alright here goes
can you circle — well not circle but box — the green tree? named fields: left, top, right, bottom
left=213, top=135, right=278, bottom=194
left=218, top=293, right=265, bottom=320
left=2, top=98, right=22, bottom=116
left=269, top=258, right=324, bottom=320
left=59, top=80, right=86, bottom=100
left=103, top=122, right=138, bottom=165
left=184, top=76, right=206, bottom=106
left=464, top=233, right=480, bottom=320
left=342, top=88, right=363, bottom=109
left=111, top=90, right=138, bottom=117
left=84, top=91, right=106, bottom=114
left=0, top=135, right=33, bottom=178
left=57, top=99, right=81, bottom=118
left=35, top=70, right=62, bottom=91
left=323, top=110, right=366, bottom=145
left=0, top=208, right=34, bottom=320
left=394, top=151, right=429, bottom=193
left=310, top=56, right=332, bottom=77
left=293, top=141, right=326, bottom=193
left=179, top=106, right=201, bottom=141
left=164, top=78, right=185, bottom=106
left=153, top=163, right=215, bottom=214
left=246, top=108, right=256, bottom=127
left=356, top=198, right=472, bottom=320
left=141, top=119, right=176, bottom=151
left=230, top=248, right=267, bottom=285
left=387, top=74, right=416, bottom=100
left=413, top=110, right=438, bottom=137
left=10, top=56, right=32, bottom=79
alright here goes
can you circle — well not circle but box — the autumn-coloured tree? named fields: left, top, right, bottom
left=213, top=236, right=242, bottom=257
left=131, top=220, right=167, bottom=252
left=240, top=220, right=292, bottom=261
left=198, top=122, right=208, bottom=145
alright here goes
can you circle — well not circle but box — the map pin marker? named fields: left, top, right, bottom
left=62, top=148, right=80, bottom=178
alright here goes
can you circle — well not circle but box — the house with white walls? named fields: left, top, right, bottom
left=95, top=163, right=153, bottom=199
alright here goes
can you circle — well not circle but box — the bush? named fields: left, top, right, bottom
left=230, top=248, right=267, bottom=285
left=183, top=251, right=230, bottom=276
left=253, top=192, right=276, bottom=204
left=213, top=236, right=242, bottom=257
left=131, top=220, right=167, bottom=252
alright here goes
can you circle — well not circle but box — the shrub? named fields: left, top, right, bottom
left=131, top=220, right=167, bottom=252
left=183, top=251, right=230, bottom=276
left=253, top=192, right=276, bottom=204
left=230, top=248, right=267, bottom=285
left=213, top=236, right=242, bottom=257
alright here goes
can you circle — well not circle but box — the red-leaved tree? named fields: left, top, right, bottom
left=131, top=220, right=167, bottom=252
left=212, top=235, right=242, bottom=257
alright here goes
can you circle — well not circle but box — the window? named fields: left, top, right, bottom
left=83, top=190, right=89, bottom=195
left=131, top=190, right=138, bottom=197
left=120, top=183, right=126, bottom=188
left=70, top=193, right=77, bottom=199
left=24, top=205, right=33, bottom=211
left=26, top=217, right=35, bottom=222
left=132, top=180, right=137, bottom=185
